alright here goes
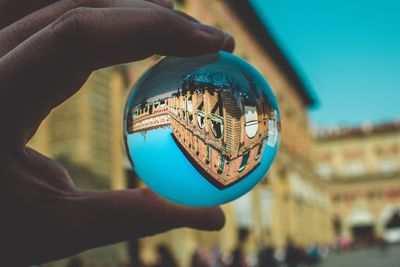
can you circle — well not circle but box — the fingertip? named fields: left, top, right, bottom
left=140, top=188, right=226, bottom=231
left=206, top=206, right=226, bottom=231
left=194, top=24, right=235, bottom=53
left=222, top=33, right=235, bottom=53
left=181, top=206, right=225, bottom=231
left=195, top=23, right=224, bottom=37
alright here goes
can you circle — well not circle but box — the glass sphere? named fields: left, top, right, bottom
left=124, top=51, right=281, bottom=206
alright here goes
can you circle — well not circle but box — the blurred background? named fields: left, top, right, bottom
left=29, top=0, right=400, bottom=266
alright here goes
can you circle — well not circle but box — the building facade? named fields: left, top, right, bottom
left=313, top=122, right=400, bottom=244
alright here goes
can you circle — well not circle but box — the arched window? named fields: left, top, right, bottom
left=245, top=106, right=259, bottom=139
left=187, top=95, right=193, bottom=123
left=210, top=92, right=224, bottom=139
left=211, top=115, right=223, bottom=138
left=197, top=97, right=205, bottom=129
left=197, top=111, right=205, bottom=129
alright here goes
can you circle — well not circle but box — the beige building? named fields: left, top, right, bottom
left=31, top=1, right=333, bottom=266
left=313, top=122, right=400, bottom=244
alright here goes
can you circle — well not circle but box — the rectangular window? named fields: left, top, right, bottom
left=219, top=156, right=225, bottom=173
left=206, top=145, right=211, bottom=165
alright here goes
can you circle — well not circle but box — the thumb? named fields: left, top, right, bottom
left=72, top=188, right=225, bottom=249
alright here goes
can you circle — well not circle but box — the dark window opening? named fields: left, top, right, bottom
left=218, top=156, right=225, bottom=174
left=239, top=152, right=250, bottom=172
left=211, top=119, right=223, bottom=138
left=256, top=142, right=263, bottom=159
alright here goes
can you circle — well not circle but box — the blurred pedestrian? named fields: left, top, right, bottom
left=285, top=240, right=301, bottom=267
left=191, top=247, right=210, bottom=267
left=377, top=236, right=388, bottom=255
left=210, top=247, right=226, bottom=267
left=257, top=246, right=277, bottom=267
left=305, top=244, right=321, bottom=266
left=153, top=244, right=178, bottom=267
left=229, top=247, right=249, bottom=267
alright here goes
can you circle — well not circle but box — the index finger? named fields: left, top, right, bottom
left=71, top=188, right=225, bottom=250
left=0, top=7, right=234, bottom=149
left=0, top=0, right=174, bottom=29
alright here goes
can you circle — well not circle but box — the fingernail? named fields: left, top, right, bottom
left=223, top=32, right=235, bottom=52
left=222, top=31, right=233, bottom=45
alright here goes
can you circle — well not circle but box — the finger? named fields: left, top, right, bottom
left=165, top=9, right=235, bottom=54
left=0, top=0, right=175, bottom=57
left=0, top=0, right=58, bottom=29
left=0, top=7, right=234, bottom=148
left=0, top=0, right=173, bottom=30
left=72, top=188, right=225, bottom=249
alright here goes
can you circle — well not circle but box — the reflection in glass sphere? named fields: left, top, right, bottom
left=124, top=52, right=281, bottom=206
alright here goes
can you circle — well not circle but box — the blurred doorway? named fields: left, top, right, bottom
left=351, top=225, right=375, bottom=245
left=349, top=208, right=375, bottom=245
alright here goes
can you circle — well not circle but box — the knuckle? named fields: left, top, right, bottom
left=51, top=7, right=92, bottom=39
left=148, top=9, right=186, bottom=32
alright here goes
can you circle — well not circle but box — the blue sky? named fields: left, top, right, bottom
left=127, top=128, right=277, bottom=206
left=250, top=0, right=400, bottom=127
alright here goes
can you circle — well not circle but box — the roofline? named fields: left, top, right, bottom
left=226, top=0, right=317, bottom=107
left=314, top=121, right=400, bottom=141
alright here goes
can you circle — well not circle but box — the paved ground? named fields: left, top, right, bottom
left=321, top=245, right=400, bottom=267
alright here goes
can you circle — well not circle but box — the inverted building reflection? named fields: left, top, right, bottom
left=127, top=73, right=280, bottom=189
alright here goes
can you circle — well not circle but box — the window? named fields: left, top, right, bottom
left=244, top=106, right=258, bottom=139
left=187, top=96, right=193, bottom=123
left=239, top=152, right=250, bottom=172
left=343, top=162, right=365, bottom=177
left=210, top=92, right=224, bottom=139
left=379, top=159, right=397, bottom=173
left=211, top=115, right=223, bottom=139
left=256, top=142, right=264, bottom=159
left=197, top=111, right=205, bottom=129
left=316, top=164, right=333, bottom=179
left=197, top=96, right=205, bottom=129
left=206, top=145, right=211, bottom=165
left=218, top=155, right=225, bottom=174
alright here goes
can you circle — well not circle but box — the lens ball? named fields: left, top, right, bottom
left=124, top=52, right=280, bottom=206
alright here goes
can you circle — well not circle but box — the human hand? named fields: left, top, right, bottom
left=0, top=0, right=234, bottom=265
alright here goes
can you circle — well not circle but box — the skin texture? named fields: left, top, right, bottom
left=0, top=0, right=235, bottom=265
